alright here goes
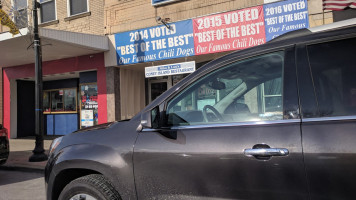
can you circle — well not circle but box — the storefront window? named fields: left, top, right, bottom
left=64, top=89, right=76, bottom=111
left=80, top=84, right=98, bottom=128
left=43, top=91, right=50, bottom=112
left=51, top=90, right=63, bottom=111
left=43, top=88, right=77, bottom=113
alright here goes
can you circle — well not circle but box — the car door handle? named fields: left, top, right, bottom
left=244, top=148, right=289, bottom=157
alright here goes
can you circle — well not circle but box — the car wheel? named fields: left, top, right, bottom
left=58, top=174, right=121, bottom=200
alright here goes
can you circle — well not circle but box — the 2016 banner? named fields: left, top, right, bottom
left=193, top=6, right=266, bottom=55
left=115, top=20, right=195, bottom=65
left=264, top=0, right=309, bottom=41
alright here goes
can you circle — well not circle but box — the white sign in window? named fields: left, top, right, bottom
left=81, top=110, right=94, bottom=127
left=145, top=61, right=196, bottom=78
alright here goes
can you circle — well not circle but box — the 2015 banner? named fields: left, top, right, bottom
left=193, top=6, right=266, bottom=55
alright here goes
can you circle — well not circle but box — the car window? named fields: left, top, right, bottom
left=307, top=37, right=356, bottom=118
left=166, top=51, right=284, bottom=126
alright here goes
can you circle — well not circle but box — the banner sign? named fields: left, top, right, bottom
left=114, top=0, right=309, bottom=65
left=145, top=61, right=196, bottom=78
left=115, top=20, right=194, bottom=65
left=263, top=0, right=309, bottom=41
left=193, top=6, right=266, bottom=55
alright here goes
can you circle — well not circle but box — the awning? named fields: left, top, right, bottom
left=0, top=28, right=109, bottom=67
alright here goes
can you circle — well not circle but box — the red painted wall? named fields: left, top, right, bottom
left=2, top=53, right=107, bottom=138
left=3, top=72, right=10, bottom=139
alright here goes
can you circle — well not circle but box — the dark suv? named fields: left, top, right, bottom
left=45, top=19, right=356, bottom=200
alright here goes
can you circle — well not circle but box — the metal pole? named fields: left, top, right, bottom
left=29, top=0, right=47, bottom=162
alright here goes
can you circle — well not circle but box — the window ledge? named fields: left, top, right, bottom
left=39, top=20, right=59, bottom=27
left=44, top=111, right=78, bottom=114
left=64, top=11, right=91, bottom=22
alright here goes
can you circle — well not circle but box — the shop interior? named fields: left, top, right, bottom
left=16, top=71, right=98, bottom=137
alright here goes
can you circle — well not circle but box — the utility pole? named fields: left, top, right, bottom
left=29, top=0, right=47, bottom=162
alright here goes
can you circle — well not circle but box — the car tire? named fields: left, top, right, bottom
left=58, top=174, right=121, bottom=200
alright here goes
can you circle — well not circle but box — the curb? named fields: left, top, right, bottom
left=0, top=165, right=44, bottom=173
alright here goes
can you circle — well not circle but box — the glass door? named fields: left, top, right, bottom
left=80, top=83, right=98, bottom=128
left=148, top=77, right=172, bottom=103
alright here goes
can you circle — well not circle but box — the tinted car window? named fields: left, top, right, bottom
left=166, top=51, right=284, bottom=126
left=307, top=37, right=356, bottom=117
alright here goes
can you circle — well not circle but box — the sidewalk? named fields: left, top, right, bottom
left=0, top=136, right=55, bottom=173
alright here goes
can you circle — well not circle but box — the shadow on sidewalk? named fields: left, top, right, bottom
left=0, top=169, right=43, bottom=186
left=0, top=136, right=56, bottom=172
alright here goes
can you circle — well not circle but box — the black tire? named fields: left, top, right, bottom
left=58, top=174, right=121, bottom=200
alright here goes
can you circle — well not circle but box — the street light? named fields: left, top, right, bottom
left=29, top=0, right=47, bottom=162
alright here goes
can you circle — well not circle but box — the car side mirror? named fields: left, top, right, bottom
left=140, top=106, right=160, bottom=130
left=140, top=110, right=152, bottom=129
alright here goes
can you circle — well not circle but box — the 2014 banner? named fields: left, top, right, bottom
left=115, top=20, right=195, bottom=65
left=193, top=6, right=266, bottom=55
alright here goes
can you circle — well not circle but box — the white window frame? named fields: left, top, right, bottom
left=39, top=0, right=57, bottom=24
left=67, top=0, right=89, bottom=17
left=260, top=83, right=283, bottom=113
left=151, top=0, right=181, bottom=6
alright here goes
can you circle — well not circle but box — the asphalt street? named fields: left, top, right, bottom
left=0, top=169, right=45, bottom=200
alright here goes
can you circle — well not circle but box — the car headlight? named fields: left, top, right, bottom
left=49, top=136, right=63, bottom=156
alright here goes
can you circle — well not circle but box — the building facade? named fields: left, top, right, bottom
left=103, top=0, right=337, bottom=121
left=1, top=0, right=355, bottom=138
left=0, top=0, right=108, bottom=138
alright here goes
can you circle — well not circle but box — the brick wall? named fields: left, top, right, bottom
left=40, top=0, right=105, bottom=35
left=308, top=0, right=333, bottom=27
left=0, top=0, right=104, bottom=35
left=105, top=0, right=336, bottom=34
left=105, top=0, right=264, bottom=35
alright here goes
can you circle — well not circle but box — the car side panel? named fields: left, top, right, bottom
left=134, top=122, right=308, bottom=200
left=133, top=47, right=308, bottom=199
left=302, top=119, right=356, bottom=200
left=47, top=143, right=136, bottom=200
left=45, top=120, right=140, bottom=200
left=297, top=36, right=356, bottom=199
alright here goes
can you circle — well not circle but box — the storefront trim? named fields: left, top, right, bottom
left=2, top=53, right=107, bottom=138
left=43, top=87, right=78, bottom=114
